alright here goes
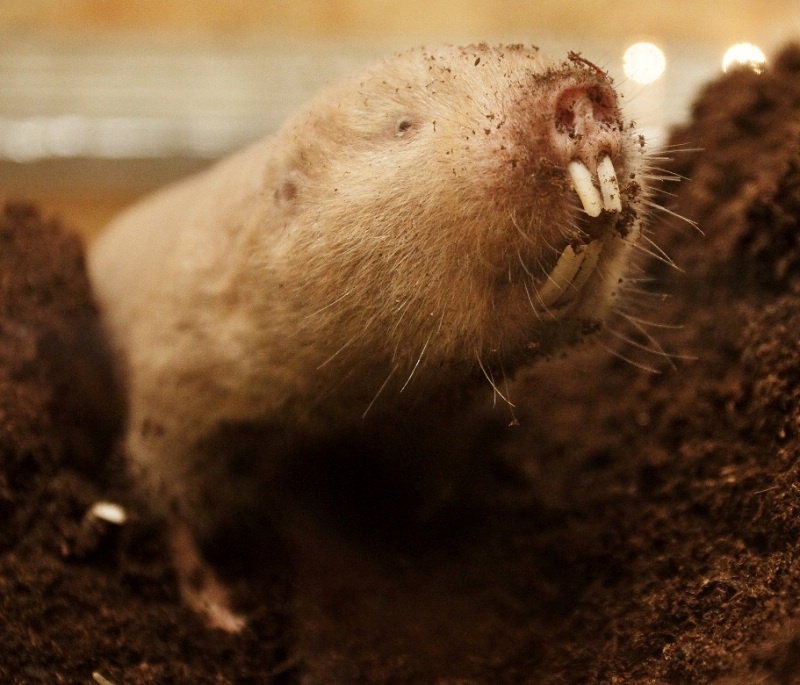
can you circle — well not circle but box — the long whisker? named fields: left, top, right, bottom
left=597, top=341, right=662, bottom=374
left=317, top=335, right=357, bottom=369
left=619, top=315, right=698, bottom=364
left=303, top=288, right=353, bottom=320
left=643, top=199, right=702, bottom=234
left=362, top=365, right=397, bottom=418
left=509, top=210, right=546, bottom=253
left=476, top=352, right=515, bottom=408
left=522, top=279, right=544, bottom=322
left=401, top=335, right=431, bottom=392
left=612, top=308, right=684, bottom=330
left=630, top=238, right=681, bottom=271
left=605, top=324, right=677, bottom=368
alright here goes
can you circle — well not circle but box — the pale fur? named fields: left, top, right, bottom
left=90, top=44, right=646, bottom=540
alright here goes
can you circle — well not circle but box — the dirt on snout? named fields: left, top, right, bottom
left=3, top=42, right=800, bottom=685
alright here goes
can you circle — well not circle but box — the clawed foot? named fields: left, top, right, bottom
left=168, top=519, right=247, bottom=633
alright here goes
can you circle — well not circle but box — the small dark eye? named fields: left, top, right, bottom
left=274, top=177, right=298, bottom=205
left=396, top=117, right=414, bottom=137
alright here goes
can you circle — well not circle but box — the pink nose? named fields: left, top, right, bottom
left=551, top=84, right=622, bottom=174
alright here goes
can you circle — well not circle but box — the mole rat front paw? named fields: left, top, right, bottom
left=169, top=519, right=247, bottom=633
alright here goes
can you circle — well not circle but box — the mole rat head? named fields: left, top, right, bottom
left=272, top=44, right=646, bottom=377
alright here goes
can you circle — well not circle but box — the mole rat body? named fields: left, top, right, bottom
left=90, top=44, right=647, bottom=628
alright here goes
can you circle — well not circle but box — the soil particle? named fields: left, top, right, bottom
left=4, top=42, right=800, bottom=684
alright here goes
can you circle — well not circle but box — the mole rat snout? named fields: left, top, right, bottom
left=549, top=82, right=625, bottom=219
left=552, top=83, right=622, bottom=171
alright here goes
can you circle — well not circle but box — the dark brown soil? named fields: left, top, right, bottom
left=4, top=43, right=800, bottom=684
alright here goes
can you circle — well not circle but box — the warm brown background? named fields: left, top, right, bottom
left=0, top=0, right=795, bottom=44
left=1, top=1, right=798, bottom=238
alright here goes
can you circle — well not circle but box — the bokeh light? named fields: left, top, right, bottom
left=722, top=43, right=767, bottom=73
left=623, top=42, right=667, bottom=85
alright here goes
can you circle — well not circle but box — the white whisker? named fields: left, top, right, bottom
left=304, top=288, right=353, bottom=319
left=510, top=210, right=547, bottom=253
left=362, top=365, right=397, bottom=418
left=605, top=324, right=676, bottom=368
left=612, top=308, right=683, bottom=330
left=522, top=280, right=544, bottom=322
left=630, top=238, right=681, bottom=271
left=401, top=335, right=431, bottom=392
left=643, top=199, right=702, bottom=234
left=476, top=352, right=515, bottom=408
left=598, top=341, right=662, bottom=374
left=317, top=335, right=357, bottom=369
left=644, top=165, right=690, bottom=182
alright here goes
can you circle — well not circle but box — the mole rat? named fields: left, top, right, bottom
left=89, top=44, right=648, bottom=630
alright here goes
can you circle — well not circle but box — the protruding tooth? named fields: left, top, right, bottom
left=536, top=239, right=604, bottom=310
left=536, top=244, right=586, bottom=307
left=597, top=154, right=622, bottom=213
left=567, top=160, right=603, bottom=218
left=566, top=239, right=603, bottom=294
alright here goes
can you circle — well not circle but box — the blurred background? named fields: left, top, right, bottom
left=0, top=0, right=798, bottom=240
